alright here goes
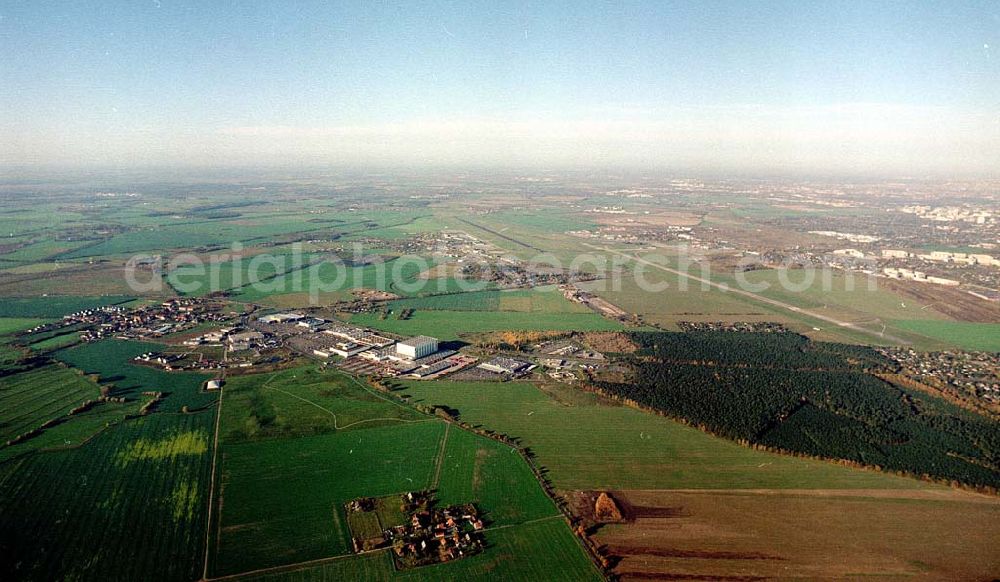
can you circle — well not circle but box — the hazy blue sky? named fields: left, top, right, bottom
left=1, top=1, right=997, bottom=175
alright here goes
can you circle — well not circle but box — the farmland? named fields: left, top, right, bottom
left=398, top=380, right=930, bottom=491
left=218, top=366, right=426, bottom=442
left=0, top=169, right=998, bottom=581
left=0, top=365, right=100, bottom=445
left=592, top=489, right=1000, bottom=581
left=0, top=412, right=215, bottom=582
left=230, top=256, right=439, bottom=302
left=240, top=517, right=601, bottom=582
left=0, top=317, right=48, bottom=335
left=352, top=310, right=622, bottom=340
left=0, top=295, right=133, bottom=318
left=434, top=425, right=559, bottom=526
left=386, top=287, right=592, bottom=314
left=398, top=378, right=1000, bottom=580
left=891, top=319, right=1000, bottom=352
left=209, top=366, right=597, bottom=580
left=54, top=340, right=214, bottom=412
left=210, top=422, right=446, bottom=575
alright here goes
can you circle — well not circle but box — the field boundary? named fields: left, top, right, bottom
left=430, top=422, right=450, bottom=489
left=202, top=384, right=224, bottom=581
left=264, top=383, right=432, bottom=430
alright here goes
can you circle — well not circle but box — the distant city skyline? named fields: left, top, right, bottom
left=1, top=1, right=997, bottom=176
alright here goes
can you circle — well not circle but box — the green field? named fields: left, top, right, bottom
left=219, top=366, right=426, bottom=442
left=891, top=320, right=1000, bottom=352
left=398, top=380, right=938, bottom=491
left=0, top=396, right=142, bottom=464
left=212, top=418, right=597, bottom=580
left=242, top=517, right=601, bottom=582
left=0, top=295, right=133, bottom=318
left=0, top=412, right=215, bottom=581
left=583, top=255, right=952, bottom=346
left=0, top=317, right=48, bottom=335
left=434, top=425, right=559, bottom=526
left=209, top=365, right=596, bottom=579
left=54, top=339, right=214, bottom=412
left=26, top=330, right=84, bottom=352
left=386, top=287, right=592, bottom=314
left=0, top=365, right=101, bottom=444
left=352, top=310, right=621, bottom=340
left=231, top=256, right=435, bottom=302
left=0, top=343, right=26, bottom=374
left=0, top=238, right=93, bottom=262
left=60, top=217, right=345, bottom=259
left=166, top=247, right=322, bottom=296
left=211, top=422, right=447, bottom=575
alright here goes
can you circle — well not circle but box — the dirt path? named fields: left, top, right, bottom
left=430, top=422, right=451, bottom=489
left=201, top=385, right=224, bottom=581
left=204, top=547, right=389, bottom=582
left=263, top=384, right=431, bottom=431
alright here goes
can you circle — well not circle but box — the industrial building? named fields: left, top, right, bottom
left=478, top=356, right=531, bottom=375
left=314, top=341, right=368, bottom=358
left=259, top=313, right=304, bottom=324
left=396, top=336, right=439, bottom=360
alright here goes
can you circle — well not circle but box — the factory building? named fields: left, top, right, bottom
left=396, top=336, right=439, bottom=360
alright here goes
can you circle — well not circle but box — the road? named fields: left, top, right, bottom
left=584, top=243, right=910, bottom=345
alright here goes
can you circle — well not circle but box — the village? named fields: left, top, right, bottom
left=877, top=347, right=1000, bottom=408
left=345, top=492, right=485, bottom=568
left=29, top=298, right=233, bottom=342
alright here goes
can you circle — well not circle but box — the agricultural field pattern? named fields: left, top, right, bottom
left=0, top=171, right=997, bottom=582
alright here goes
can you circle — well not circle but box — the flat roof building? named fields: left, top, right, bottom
left=396, top=336, right=439, bottom=360
left=478, top=356, right=531, bottom=375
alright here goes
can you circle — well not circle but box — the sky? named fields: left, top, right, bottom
left=0, top=0, right=998, bottom=176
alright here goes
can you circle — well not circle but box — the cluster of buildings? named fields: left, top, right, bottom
left=55, top=298, right=229, bottom=342
left=876, top=249, right=999, bottom=266
left=878, top=347, right=1000, bottom=405
left=677, top=321, right=791, bottom=333
left=477, top=356, right=532, bottom=376
left=255, top=315, right=478, bottom=380
left=809, top=231, right=881, bottom=243
left=133, top=350, right=224, bottom=372
left=562, top=285, right=631, bottom=320
left=899, top=205, right=995, bottom=225
left=881, top=267, right=960, bottom=286
left=567, top=225, right=695, bottom=245
left=345, top=492, right=485, bottom=568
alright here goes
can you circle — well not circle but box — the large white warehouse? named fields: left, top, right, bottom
left=396, top=336, right=439, bottom=360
